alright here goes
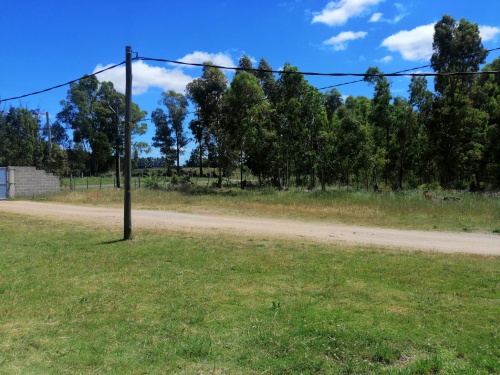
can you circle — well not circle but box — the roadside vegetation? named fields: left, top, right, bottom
left=0, top=213, right=498, bottom=374
left=45, top=187, right=500, bottom=234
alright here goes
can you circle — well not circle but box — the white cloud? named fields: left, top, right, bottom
left=93, top=60, right=195, bottom=95
left=376, top=55, right=393, bottom=63
left=323, top=31, right=367, bottom=50
left=369, top=3, right=406, bottom=24
left=480, top=25, right=500, bottom=42
left=177, top=51, right=236, bottom=68
left=381, top=23, right=435, bottom=61
left=369, top=12, right=382, bottom=22
left=93, top=51, right=236, bottom=96
left=382, top=23, right=500, bottom=62
left=312, top=0, right=384, bottom=26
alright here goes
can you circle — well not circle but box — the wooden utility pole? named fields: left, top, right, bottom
left=124, top=46, right=132, bottom=240
left=108, top=102, right=121, bottom=189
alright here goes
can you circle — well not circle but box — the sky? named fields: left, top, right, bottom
left=1, top=0, right=500, bottom=161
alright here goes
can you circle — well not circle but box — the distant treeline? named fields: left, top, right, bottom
left=1, top=15, right=499, bottom=190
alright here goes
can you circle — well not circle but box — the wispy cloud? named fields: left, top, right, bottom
left=368, top=3, right=407, bottom=24
left=323, top=31, right=368, bottom=50
left=376, top=55, right=393, bottom=63
left=312, top=0, right=384, bottom=26
left=369, top=12, right=382, bottom=22
left=381, top=23, right=435, bottom=61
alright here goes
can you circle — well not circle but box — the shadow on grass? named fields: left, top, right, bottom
left=101, top=238, right=128, bottom=245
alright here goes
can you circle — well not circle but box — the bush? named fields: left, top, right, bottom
left=142, top=174, right=165, bottom=190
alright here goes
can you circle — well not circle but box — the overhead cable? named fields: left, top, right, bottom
left=0, top=61, right=126, bottom=103
left=319, top=46, right=500, bottom=91
left=137, top=56, right=499, bottom=78
left=2, top=45, right=500, bottom=104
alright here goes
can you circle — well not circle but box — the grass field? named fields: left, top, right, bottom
left=0, top=210, right=499, bottom=374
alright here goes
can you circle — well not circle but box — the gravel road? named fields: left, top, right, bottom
left=1, top=201, right=499, bottom=255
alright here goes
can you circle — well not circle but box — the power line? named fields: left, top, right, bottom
left=318, top=46, right=500, bottom=91
left=0, top=61, right=126, bottom=103
left=2, top=45, right=500, bottom=104
left=137, top=56, right=499, bottom=78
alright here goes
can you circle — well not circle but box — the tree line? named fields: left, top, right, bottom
left=1, top=15, right=499, bottom=190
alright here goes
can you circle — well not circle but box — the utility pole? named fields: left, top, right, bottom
left=124, top=46, right=133, bottom=240
left=108, top=102, right=121, bottom=189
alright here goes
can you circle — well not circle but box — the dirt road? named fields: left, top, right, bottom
left=1, top=201, right=499, bottom=255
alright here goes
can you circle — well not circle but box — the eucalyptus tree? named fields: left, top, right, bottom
left=151, top=108, right=175, bottom=168
left=390, top=97, right=420, bottom=189
left=275, top=63, right=312, bottom=187
left=430, top=15, right=488, bottom=187
left=236, top=55, right=257, bottom=77
left=408, top=76, right=435, bottom=183
left=323, top=96, right=373, bottom=189
left=473, top=57, right=500, bottom=187
left=324, top=88, right=343, bottom=123
left=57, top=75, right=147, bottom=174
left=154, top=90, right=189, bottom=175
left=256, top=58, right=278, bottom=104
left=300, top=89, right=328, bottom=189
left=186, top=63, right=229, bottom=187
left=364, top=66, right=393, bottom=186
left=0, top=107, right=43, bottom=167
left=225, top=71, right=269, bottom=188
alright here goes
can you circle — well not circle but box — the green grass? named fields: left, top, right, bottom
left=1, top=212, right=499, bottom=374
left=46, top=187, right=500, bottom=233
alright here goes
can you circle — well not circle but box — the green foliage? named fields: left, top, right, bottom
left=152, top=91, right=189, bottom=175
left=57, top=75, right=147, bottom=175
left=142, top=173, right=165, bottom=190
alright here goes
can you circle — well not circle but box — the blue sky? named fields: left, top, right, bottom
left=2, top=0, right=500, bottom=161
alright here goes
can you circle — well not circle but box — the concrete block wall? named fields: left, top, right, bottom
left=8, top=166, right=61, bottom=198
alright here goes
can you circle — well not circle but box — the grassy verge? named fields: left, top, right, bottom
left=45, top=187, right=500, bottom=233
left=0, top=213, right=498, bottom=374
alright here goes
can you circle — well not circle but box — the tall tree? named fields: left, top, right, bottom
left=324, top=88, right=343, bottom=123
left=408, top=76, right=435, bottom=184
left=151, top=108, right=175, bottom=168
left=256, top=58, right=278, bottom=104
left=430, top=15, right=488, bottom=187
left=57, top=75, right=147, bottom=174
left=236, top=55, right=257, bottom=77
left=473, top=57, right=500, bottom=187
left=186, top=63, right=229, bottom=187
left=0, top=107, right=42, bottom=167
left=188, top=118, right=209, bottom=177
left=225, top=71, right=268, bottom=188
left=364, top=66, right=393, bottom=186
left=390, top=97, right=420, bottom=189
left=275, top=63, right=311, bottom=187
left=156, top=90, right=189, bottom=175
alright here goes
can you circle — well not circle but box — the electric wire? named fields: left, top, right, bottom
left=137, top=56, right=499, bottom=78
left=2, top=45, right=500, bottom=104
left=0, top=61, right=126, bottom=103
left=318, top=46, right=500, bottom=91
